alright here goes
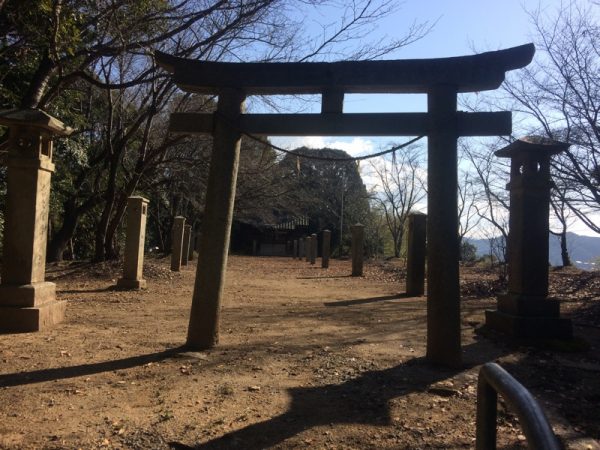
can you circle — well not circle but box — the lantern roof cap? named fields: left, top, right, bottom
left=495, top=136, right=569, bottom=158
left=0, top=109, right=72, bottom=136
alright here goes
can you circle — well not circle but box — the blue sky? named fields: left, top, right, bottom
left=261, top=0, right=598, bottom=237
left=268, top=0, right=549, bottom=151
left=267, top=0, right=572, bottom=139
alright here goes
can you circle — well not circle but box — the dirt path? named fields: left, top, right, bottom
left=0, top=256, right=598, bottom=449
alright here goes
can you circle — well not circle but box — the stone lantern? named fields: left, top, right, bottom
left=485, top=137, right=572, bottom=339
left=0, top=109, right=72, bottom=332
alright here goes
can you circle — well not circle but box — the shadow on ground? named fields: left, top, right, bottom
left=170, top=340, right=505, bottom=450
left=324, top=293, right=415, bottom=307
left=0, top=347, right=185, bottom=387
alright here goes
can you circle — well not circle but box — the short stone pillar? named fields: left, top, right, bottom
left=351, top=223, right=364, bottom=276
left=299, top=238, right=305, bottom=259
left=485, top=137, right=572, bottom=338
left=406, top=213, right=427, bottom=296
left=181, top=224, right=192, bottom=266
left=310, top=233, right=317, bottom=265
left=117, top=196, right=149, bottom=290
left=170, top=216, right=186, bottom=271
left=305, top=236, right=311, bottom=262
left=321, top=230, right=331, bottom=268
left=252, top=240, right=258, bottom=256
left=194, top=232, right=201, bottom=254
left=188, top=232, right=195, bottom=261
left=293, top=240, right=298, bottom=259
left=0, top=109, right=71, bottom=332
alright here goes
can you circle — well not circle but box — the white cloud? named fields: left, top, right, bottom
left=271, top=136, right=375, bottom=157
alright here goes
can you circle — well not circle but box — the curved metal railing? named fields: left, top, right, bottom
left=476, top=362, right=561, bottom=450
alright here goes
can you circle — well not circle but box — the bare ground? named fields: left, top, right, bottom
left=0, top=256, right=599, bottom=449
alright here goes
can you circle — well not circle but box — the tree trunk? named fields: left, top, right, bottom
left=20, top=55, right=54, bottom=109
left=47, top=212, right=78, bottom=262
left=94, top=196, right=113, bottom=262
left=103, top=169, right=144, bottom=259
left=559, top=230, right=572, bottom=267
left=393, top=237, right=400, bottom=258
left=47, top=197, right=92, bottom=262
left=103, top=195, right=128, bottom=259
left=94, top=148, right=121, bottom=261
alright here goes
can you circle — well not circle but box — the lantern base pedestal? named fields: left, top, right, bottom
left=485, top=293, right=572, bottom=339
left=0, top=299, right=66, bottom=333
left=116, top=278, right=146, bottom=290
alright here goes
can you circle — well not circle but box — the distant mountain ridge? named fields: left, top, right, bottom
left=466, top=232, right=600, bottom=270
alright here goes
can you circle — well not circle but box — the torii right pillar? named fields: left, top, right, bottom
left=485, top=137, right=572, bottom=339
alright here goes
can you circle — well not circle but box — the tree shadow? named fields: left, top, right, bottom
left=296, top=275, right=353, bottom=280
left=58, top=286, right=119, bottom=294
left=324, top=293, right=416, bottom=307
left=0, top=346, right=186, bottom=387
left=170, top=340, right=505, bottom=449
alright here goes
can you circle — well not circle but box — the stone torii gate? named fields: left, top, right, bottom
left=156, top=44, right=534, bottom=366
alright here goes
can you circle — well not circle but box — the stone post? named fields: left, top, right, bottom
left=293, top=240, right=298, bottom=259
left=252, top=240, right=258, bottom=256
left=426, top=86, right=461, bottom=367
left=0, top=109, right=71, bottom=332
left=485, top=137, right=572, bottom=339
left=182, top=224, right=192, bottom=266
left=321, top=230, right=331, bottom=268
left=305, top=236, right=311, bottom=262
left=188, top=231, right=195, bottom=261
left=299, top=237, right=305, bottom=259
left=194, top=232, right=201, bottom=254
left=406, top=213, right=427, bottom=296
left=351, top=224, right=364, bottom=276
left=310, top=233, right=317, bottom=265
left=170, top=216, right=186, bottom=271
left=187, top=89, right=245, bottom=349
left=117, top=196, right=149, bottom=290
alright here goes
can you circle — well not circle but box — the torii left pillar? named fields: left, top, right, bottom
left=187, top=89, right=245, bottom=349
left=0, top=109, right=72, bottom=332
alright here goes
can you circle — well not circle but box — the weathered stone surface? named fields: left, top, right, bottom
left=0, top=282, right=56, bottom=307
left=310, top=233, right=317, bottom=265
left=188, top=232, right=195, bottom=261
left=305, top=236, right=311, bottom=262
left=321, top=230, right=331, bottom=269
left=0, top=300, right=66, bottom=333
left=171, top=216, right=186, bottom=271
left=485, top=310, right=572, bottom=339
left=117, top=196, right=149, bottom=290
left=485, top=137, right=572, bottom=339
left=116, top=279, right=147, bottom=290
left=426, top=86, right=461, bottom=367
left=156, top=44, right=535, bottom=95
left=406, top=213, right=426, bottom=296
left=187, top=89, right=245, bottom=349
left=0, top=110, right=69, bottom=333
left=182, top=224, right=192, bottom=266
left=351, top=224, right=364, bottom=277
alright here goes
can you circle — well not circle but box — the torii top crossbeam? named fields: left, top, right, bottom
left=155, top=44, right=534, bottom=95
left=154, top=44, right=534, bottom=138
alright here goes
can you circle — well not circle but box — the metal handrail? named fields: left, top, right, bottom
left=476, top=362, right=561, bottom=450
